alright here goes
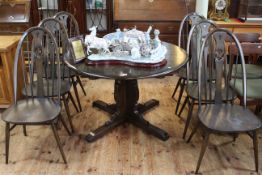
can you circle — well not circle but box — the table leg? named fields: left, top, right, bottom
left=128, top=112, right=169, bottom=141
left=85, top=113, right=125, bottom=142
left=93, top=100, right=116, bottom=114
left=86, top=79, right=169, bottom=142
left=136, top=99, right=159, bottom=114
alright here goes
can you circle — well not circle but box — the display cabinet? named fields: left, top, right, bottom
left=86, top=0, right=106, bottom=32
left=113, top=0, right=188, bottom=44
left=36, top=0, right=59, bottom=19
left=238, top=0, right=262, bottom=22
left=0, top=35, right=23, bottom=107
left=210, top=0, right=262, bottom=35
left=60, top=0, right=112, bottom=34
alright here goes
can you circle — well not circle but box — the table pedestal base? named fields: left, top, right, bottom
left=85, top=80, right=169, bottom=142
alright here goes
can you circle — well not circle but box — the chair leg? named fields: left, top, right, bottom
left=178, top=95, right=189, bottom=117
left=50, top=122, right=67, bottom=164
left=5, top=123, right=10, bottom=164
left=195, top=131, right=210, bottom=174
left=76, top=75, right=86, bottom=96
left=59, top=114, right=71, bottom=136
left=232, top=133, right=238, bottom=142
left=187, top=121, right=200, bottom=143
left=62, top=95, right=75, bottom=133
left=68, top=91, right=79, bottom=113
left=253, top=130, right=259, bottom=172
left=255, top=105, right=261, bottom=115
left=172, top=77, right=182, bottom=98
left=182, top=98, right=195, bottom=139
left=71, top=77, right=82, bottom=112
left=175, top=78, right=185, bottom=115
left=23, top=125, right=27, bottom=136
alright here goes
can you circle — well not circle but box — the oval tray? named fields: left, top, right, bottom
left=85, top=58, right=167, bottom=68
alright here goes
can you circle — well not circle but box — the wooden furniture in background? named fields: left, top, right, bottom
left=0, top=0, right=31, bottom=34
left=237, top=0, right=262, bottom=22
left=30, top=0, right=194, bottom=36
left=84, top=0, right=113, bottom=35
left=113, top=0, right=188, bottom=44
left=64, top=0, right=87, bottom=34
left=32, top=0, right=113, bottom=35
left=216, top=18, right=262, bottom=35
left=0, top=35, right=22, bottom=107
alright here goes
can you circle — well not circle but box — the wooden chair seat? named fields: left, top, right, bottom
left=232, top=64, right=262, bottom=79
left=180, top=81, right=236, bottom=139
left=231, top=79, right=262, bottom=99
left=199, top=104, right=261, bottom=132
left=2, top=98, right=60, bottom=124
left=229, top=42, right=262, bottom=79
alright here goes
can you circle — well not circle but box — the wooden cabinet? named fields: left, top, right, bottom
left=0, top=0, right=31, bottom=34
left=238, top=0, right=262, bottom=22
left=34, top=0, right=190, bottom=39
left=57, top=0, right=112, bottom=34
left=85, top=0, right=113, bottom=34
left=65, top=0, right=87, bottom=34
left=38, top=0, right=112, bottom=34
left=216, top=18, right=262, bottom=36
left=0, top=35, right=22, bottom=107
left=113, top=0, right=187, bottom=45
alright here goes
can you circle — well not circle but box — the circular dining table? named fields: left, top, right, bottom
left=65, top=42, right=188, bottom=142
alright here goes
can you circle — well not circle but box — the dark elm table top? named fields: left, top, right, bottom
left=65, top=42, right=188, bottom=80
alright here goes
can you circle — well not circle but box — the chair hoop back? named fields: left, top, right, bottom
left=13, top=27, right=61, bottom=103
left=186, top=20, right=218, bottom=83
left=38, top=17, right=71, bottom=79
left=198, top=28, right=246, bottom=109
left=54, top=11, right=80, bottom=37
left=38, top=17, right=69, bottom=56
left=178, top=12, right=205, bottom=49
